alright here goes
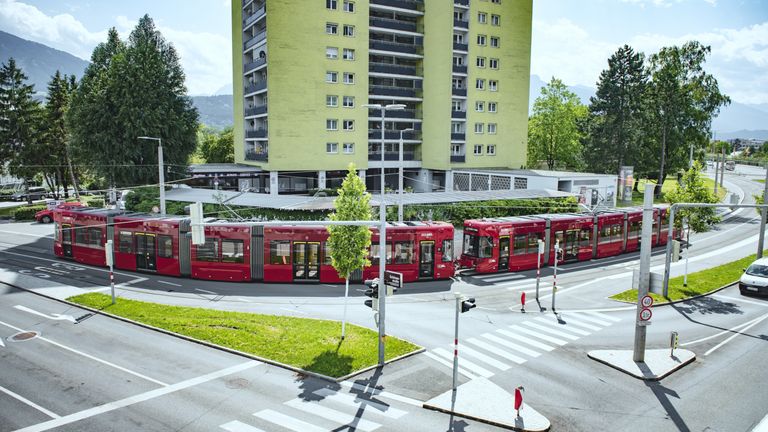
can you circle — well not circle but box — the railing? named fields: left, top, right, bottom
left=368, top=108, right=417, bottom=119
left=453, top=42, right=468, bottom=51
left=245, top=129, right=267, bottom=138
left=451, top=155, right=466, bottom=163
left=370, top=0, right=422, bottom=11
left=243, top=6, right=266, bottom=27
left=243, top=57, right=266, bottom=73
left=243, top=31, right=266, bottom=50
left=369, top=17, right=418, bottom=33
left=368, top=151, right=416, bottom=161
left=244, top=80, right=267, bottom=95
left=451, top=110, right=466, bottom=119
left=369, top=85, right=419, bottom=98
left=245, top=150, right=268, bottom=162
left=452, top=87, right=467, bottom=97
left=450, top=132, right=465, bottom=140
left=369, top=40, right=421, bottom=55
left=245, top=105, right=267, bottom=117
left=452, top=64, right=467, bottom=74
left=369, top=62, right=418, bottom=76
left=453, top=19, right=468, bottom=29
left=368, top=130, right=418, bottom=140
left=454, top=0, right=469, bottom=6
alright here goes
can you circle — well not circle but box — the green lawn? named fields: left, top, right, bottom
left=618, top=176, right=726, bottom=207
left=68, top=293, right=420, bottom=378
left=610, top=253, right=758, bottom=303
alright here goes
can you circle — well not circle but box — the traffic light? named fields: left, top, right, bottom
left=364, top=279, right=379, bottom=311
left=461, top=297, right=476, bottom=313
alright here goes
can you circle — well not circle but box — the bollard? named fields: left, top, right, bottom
left=521, top=292, right=526, bottom=313
left=514, top=386, right=524, bottom=417
left=670, top=331, right=679, bottom=357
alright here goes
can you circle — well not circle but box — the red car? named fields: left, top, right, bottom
left=35, top=202, right=86, bottom=223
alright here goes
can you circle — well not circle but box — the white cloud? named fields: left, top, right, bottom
left=0, top=0, right=232, bottom=95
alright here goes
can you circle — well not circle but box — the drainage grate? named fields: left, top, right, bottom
left=9, top=331, right=40, bottom=342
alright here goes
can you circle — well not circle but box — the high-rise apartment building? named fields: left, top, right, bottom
left=232, top=0, right=532, bottom=194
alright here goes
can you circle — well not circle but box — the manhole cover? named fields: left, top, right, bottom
left=9, top=331, right=40, bottom=342
left=225, top=378, right=250, bottom=389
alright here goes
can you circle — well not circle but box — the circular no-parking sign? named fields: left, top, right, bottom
left=640, top=308, right=652, bottom=321
left=641, top=295, right=654, bottom=308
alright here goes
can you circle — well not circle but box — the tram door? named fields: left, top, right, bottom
left=498, top=236, right=510, bottom=271
left=135, top=233, right=157, bottom=271
left=419, top=241, right=435, bottom=278
left=62, top=224, right=73, bottom=257
left=293, top=242, right=320, bottom=280
left=564, top=230, right=579, bottom=260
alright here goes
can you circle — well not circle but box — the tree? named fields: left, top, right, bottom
left=665, top=161, right=720, bottom=232
left=583, top=45, right=648, bottom=175
left=43, top=71, right=79, bottom=199
left=647, top=41, right=730, bottom=197
left=327, top=163, right=372, bottom=340
left=197, top=126, right=234, bottom=163
left=527, top=78, right=587, bottom=170
left=68, top=17, right=199, bottom=188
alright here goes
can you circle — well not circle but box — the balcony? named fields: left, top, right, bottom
left=245, top=150, right=268, bottom=162
left=245, top=129, right=267, bottom=139
left=451, top=110, right=466, bottom=119
left=370, top=0, right=422, bottom=11
left=450, top=132, right=465, bottom=140
left=369, top=62, right=418, bottom=76
left=453, top=42, right=468, bottom=51
left=368, top=108, right=417, bottom=119
left=243, top=6, right=266, bottom=28
left=244, top=80, right=267, bottom=95
left=370, top=17, right=418, bottom=33
left=243, top=57, right=266, bottom=73
left=454, top=0, right=469, bottom=5
left=368, top=151, right=416, bottom=161
left=452, top=64, right=467, bottom=74
left=452, top=87, right=467, bottom=97
left=243, top=31, right=266, bottom=50
left=368, top=130, right=418, bottom=140
left=453, top=19, right=468, bottom=29
left=245, top=105, right=267, bottom=117
left=450, top=155, right=466, bottom=163
left=369, top=85, right=419, bottom=98
left=369, top=40, right=421, bottom=55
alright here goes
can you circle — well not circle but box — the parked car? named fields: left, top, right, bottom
left=739, top=257, right=768, bottom=297
left=12, top=187, right=49, bottom=201
left=35, top=202, right=86, bottom=224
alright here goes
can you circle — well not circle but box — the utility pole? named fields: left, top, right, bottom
left=137, top=136, right=166, bottom=215
left=689, top=143, right=694, bottom=169
left=719, top=145, right=725, bottom=189
left=759, top=162, right=768, bottom=259
left=633, top=186, right=655, bottom=362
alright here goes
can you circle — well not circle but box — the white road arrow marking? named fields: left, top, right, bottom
left=14, top=305, right=76, bottom=323
left=0, top=337, right=5, bottom=347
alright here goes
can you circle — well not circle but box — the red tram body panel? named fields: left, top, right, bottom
left=595, top=211, right=627, bottom=259
left=538, top=213, right=594, bottom=265
left=112, top=214, right=183, bottom=277
left=459, top=217, right=546, bottom=273
left=191, top=223, right=251, bottom=282
left=54, top=208, right=119, bottom=267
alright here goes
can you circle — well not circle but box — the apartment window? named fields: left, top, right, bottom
left=487, top=145, right=496, bottom=155
left=343, top=72, right=354, bottom=84
left=343, top=142, right=355, bottom=154
left=343, top=119, right=355, bottom=131
left=453, top=56, right=464, bottom=66
left=492, top=0, right=501, bottom=4
left=452, top=144, right=463, bottom=155
left=453, top=33, right=464, bottom=44
left=452, top=77, right=464, bottom=89
left=326, top=71, right=338, bottom=83
left=478, top=12, right=487, bottom=24
left=491, top=14, right=500, bottom=26
left=476, top=79, right=485, bottom=90
left=326, top=119, right=338, bottom=130
left=476, top=57, right=486, bottom=68
left=490, top=36, right=499, bottom=47
left=342, top=96, right=355, bottom=107
left=475, top=101, right=484, bottom=112
left=326, top=95, right=338, bottom=107
left=473, top=144, right=483, bottom=155
left=343, top=25, right=355, bottom=36
left=489, top=80, right=498, bottom=91
left=342, top=48, right=355, bottom=60
left=452, top=100, right=463, bottom=111
left=326, top=0, right=337, bottom=9
left=488, top=101, right=497, bottom=112
left=452, top=122, right=463, bottom=133
left=488, top=123, right=497, bottom=134
left=454, top=10, right=464, bottom=21
left=474, top=123, right=484, bottom=134
left=343, top=0, right=355, bottom=12
left=326, top=23, right=338, bottom=35
left=477, top=34, right=487, bottom=46
left=490, top=58, right=499, bottom=69
left=326, top=47, right=338, bottom=59
left=327, top=142, right=339, bottom=153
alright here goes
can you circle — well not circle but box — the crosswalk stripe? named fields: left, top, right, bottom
left=533, top=317, right=591, bottom=336
left=482, top=333, right=541, bottom=357
left=559, top=315, right=602, bottom=331
left=220, top=420, right=266, bottom=432
left=339, top=382, right=423, bottom=407
left=452, top=343, right=511, bottom=371
left=313, top=388, right=408, bottom=419
left=582, top=310, right=621, bottom=322
left=284, top=399, right=381, bottom=432
left=497, top=329, right=555, bottom=351
left=521, top=321, right=580, bottom=340
left=253, top=409, right=326, bottom=432
left=568, top=313, right=612, bottom=326
left=467, top=338, right=527, bottom=364
left=510, top=325, right=568, bottom=346
left=424, top=351, right=479, bottom=380
left=432, top=347, right=495, bottom=378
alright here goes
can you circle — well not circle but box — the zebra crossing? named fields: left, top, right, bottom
left=219, top=384, right=415, bottom=432
left=424, top=311, right=621, bottom=380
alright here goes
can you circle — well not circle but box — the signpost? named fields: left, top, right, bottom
left=638, top=295, right=653, bottom=325
left=551, top=240, right=560, bottom=313
left=105, top=240, right=115, bottom=305
left=535, top=239, right=544, bottom=309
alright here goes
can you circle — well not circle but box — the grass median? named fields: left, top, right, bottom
left=610, top=253, right=757, bottom=304
left=67, top=293, right=420, bottom=378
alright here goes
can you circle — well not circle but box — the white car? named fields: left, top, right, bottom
left=739, top=257, right=768, bottom=297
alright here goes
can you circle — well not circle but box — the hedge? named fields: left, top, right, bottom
left=11, top=205, right=47, bottom=221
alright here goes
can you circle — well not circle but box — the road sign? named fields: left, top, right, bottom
left=641, top=295, right=653, bottom=308
left=384, top=270, right=402, bottom=289
left=639, top=308, right=652, bottom=321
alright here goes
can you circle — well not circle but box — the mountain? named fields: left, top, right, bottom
left=191, top=95, right=234, bottom=129
left=0, top=30, right=89, bottom=93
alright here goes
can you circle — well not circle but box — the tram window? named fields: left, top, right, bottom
left=221, top=239, right=244, bottom=263
left=370, top=244, right=393, bottom=266
left=442, top=240, right=454, bottom=262
left=394, top=242, right=413, bottom=264
left=479, top=236, right=493, bottom=258
left=197, top=239, right=219, bottom=262
left=611, top=225, right=623, bottom=241
left=628, top=221, right=640, bottom=239
left=87, top=227, right=103, bottom=247
left=323, top=243, right=333, bottom=265
left=579, top=229, right=591, bottom=248
left=119, top=231, right=133, bottom=253
left=54, top=222, right=61, bottom=242
left=527, top=233, right=541, bottom=253
left=158, top=235, right=173, bottom=258
left=75, top=225, right=88, bottom=245
left=600, top=226, right=611, bottom=244
left=270, top=241, right=290, bottom=265
left=463, top=234, right=479, bottom=257
left=513, top=235, right=527, bottom=255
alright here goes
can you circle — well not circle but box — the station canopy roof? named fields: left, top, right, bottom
left=165, top=188, right=576, bottom=211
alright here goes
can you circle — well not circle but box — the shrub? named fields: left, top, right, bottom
left=12, top=205, right=47, bottom=221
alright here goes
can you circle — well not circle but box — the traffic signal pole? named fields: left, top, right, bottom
left=633, top=186, right=655, bottom=362
left=378, top=198, right=387, bottom=366
left=452, top=292, right=461, bottom=406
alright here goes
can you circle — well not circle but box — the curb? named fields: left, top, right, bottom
left=2, top=280, right=423, bottom=384
left=422, top=404, right=550, bottom=432
left=587, top=349, right=696, bottom=381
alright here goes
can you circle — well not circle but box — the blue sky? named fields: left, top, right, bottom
left=1, top=0, right=766, bottom=103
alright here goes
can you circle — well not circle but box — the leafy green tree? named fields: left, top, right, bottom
left=583, top=45, right=648, bottom=175
left=327, top=163, right=372, bottom=340
left=197, top=126, right=234, bottom=163
left=665, top=161, right=720, bottom=232
left=527, top=78, right=587, bottom=170
left=68, top=16, right=198, bottom=188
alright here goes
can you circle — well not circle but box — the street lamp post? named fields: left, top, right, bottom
left=398, top=127, right=414, bottom=222
left=137, top=136, right=165, bottom=215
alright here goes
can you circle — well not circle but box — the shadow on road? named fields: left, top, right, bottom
left=643, top=376, right=691, bottom=432
left=672, top=295, right=743, bottom=316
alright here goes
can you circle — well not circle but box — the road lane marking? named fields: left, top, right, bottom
left=567, top=313, right=612, bottom=326
left=312, top=388, right=408, bottom=419
left=533, top=317, right=591, bottom=336
left=496, top=329, right=555, bottom=351
left=284, top=399, right=381, bottom=432
left=466, top=338, right=527, bottom=364
left=712, top=294, right=768, bottom=308
left=220, top=420, right=266, bottom=432
left=339, top=381, right=423, bottom=407
left=557, top=316, right=602, bottom=331
left=16, top=360, right=261, bottom=432
left=680, top=314, right=766, bottom=347
left=509, top=325, right=568, bottom=346
left=0, top=229, right=54, bottom=239
left=520, top=321, right=580, bottom=340
left=0, top=319, right=168, bottom=387
left=482, top=333, right=541, bottom=357
left=254, top=409, right=326, bottom=432
left=0, top=384, right=60, bottom=419
left=704, top=313, right=768, bottom=356
left=195, top=288, right=217, bottom=295
left=453, top=343, right=510, bottom=371
left=582, top=310, right=622, bottom=322
left=423, top=351, right=478, bottom=380
left=14, top=305, right=76, bottom=323
left=157, top=280, right=183, bottom=287
left=431, top=347, right=494, bottom=378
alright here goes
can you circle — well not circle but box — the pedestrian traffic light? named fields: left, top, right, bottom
left=461, top=297, right=476, bottom=313
left=364, top=279, right=379, bottom=311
